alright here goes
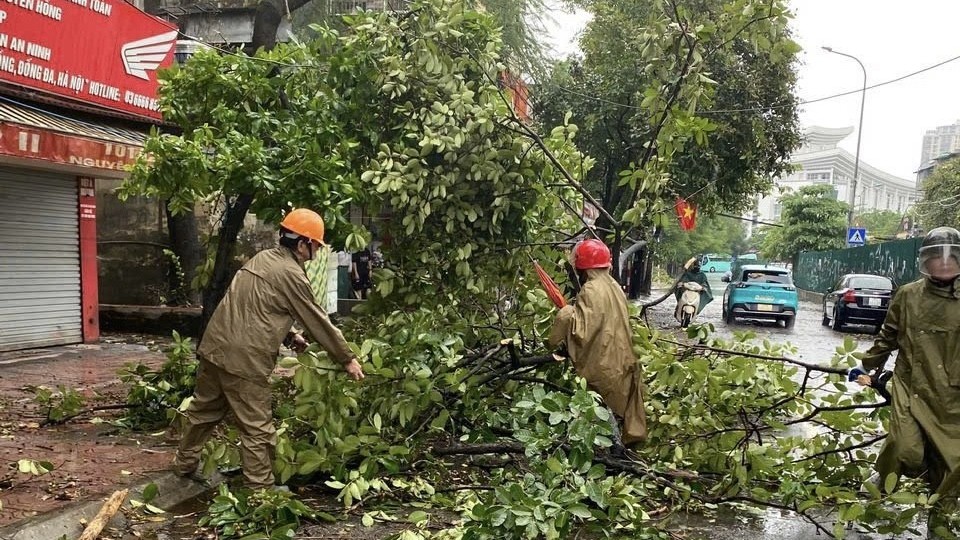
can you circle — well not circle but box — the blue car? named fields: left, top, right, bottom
left=722, top=264, right=799, bottom=328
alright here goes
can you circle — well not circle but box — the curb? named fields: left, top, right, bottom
left=0, top=472, right=222, bottom=540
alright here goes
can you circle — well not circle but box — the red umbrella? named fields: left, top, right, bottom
left=533, top=260, right=567, bottom=309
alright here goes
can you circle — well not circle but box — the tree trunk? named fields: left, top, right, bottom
left=628, top=248, right=644, bottom=299
left=199, top=194, right=253, bottom=338
left=196, top=0, right=313, bottom=336
left=165, top=203, right=203, bottom=305
left=641, top=246, right=654, bottom=295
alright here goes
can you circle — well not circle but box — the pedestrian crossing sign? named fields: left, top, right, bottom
left=847, top=227, right=867, bottom=246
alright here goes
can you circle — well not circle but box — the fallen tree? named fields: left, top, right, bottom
left=115, top=0, right=934, bottom=538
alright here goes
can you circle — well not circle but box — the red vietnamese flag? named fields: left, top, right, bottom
left=675, top=198, right=697, bottom=231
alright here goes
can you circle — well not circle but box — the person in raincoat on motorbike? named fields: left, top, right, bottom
left=852, top=226, right=960, bottom=539
left=674, top=257, right=713, bottom=325
left=548, top=239, right=647, bottom=453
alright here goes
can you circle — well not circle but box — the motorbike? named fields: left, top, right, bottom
left=675, top=281, right=706, bottom=328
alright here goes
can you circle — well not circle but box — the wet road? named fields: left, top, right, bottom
left=643, top=273, right=881, bottom=364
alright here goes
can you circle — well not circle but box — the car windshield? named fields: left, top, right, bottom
left=742, top=270, right=791, bottom=284
left=849, top=276, right=893, bottom=290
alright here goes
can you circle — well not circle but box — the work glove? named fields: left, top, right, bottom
left=848, top=367, right=893, bottom=403
left=847, top=366, right=870, bottom=384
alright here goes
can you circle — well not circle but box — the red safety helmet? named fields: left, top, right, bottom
left=280, top=208, right=325, bottom=244
left=573, top=239, right=611, bottom=270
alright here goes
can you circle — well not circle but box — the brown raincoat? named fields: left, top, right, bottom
left=198, top=247, right=355, bottom=381
left=548, top=269, right=647, bottom=446
left=861, top=279, right=960, bottom=497
left=177, top=247, right=355, bottom=488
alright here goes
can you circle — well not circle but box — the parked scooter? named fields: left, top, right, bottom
left=675, top=281, right=706, bottom=328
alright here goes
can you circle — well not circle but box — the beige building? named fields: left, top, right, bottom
left=752, top=126, right=918, bottom=230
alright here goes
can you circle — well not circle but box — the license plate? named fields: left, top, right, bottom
left=867, top=297, right=881, bottom=307
left=757, top=304, right=773, bottom=311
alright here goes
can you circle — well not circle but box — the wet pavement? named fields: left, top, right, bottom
left=642, top=274, right=882, bottom=364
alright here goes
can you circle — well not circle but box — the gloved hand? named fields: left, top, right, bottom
left=847, top=366, right=872, bottom=387
left=847, top=367, right=867, bottom=382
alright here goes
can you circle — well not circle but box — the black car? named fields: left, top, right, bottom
left=822, top=274, right=895, bottom=332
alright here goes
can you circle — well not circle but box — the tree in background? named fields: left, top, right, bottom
left=761, top=184, right=848, bottom=261
left=655, top=214, right=748, bottom=272
left=916, top=157, right=960, bottom=231
left=854, top=209, right=907, bottom=242
left=534, top=0, right=801, bottom=289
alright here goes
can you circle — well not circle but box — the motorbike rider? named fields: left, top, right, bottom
left=852, top=226, right=960, bottom=539
left=674, top=257, right=713, bottom=323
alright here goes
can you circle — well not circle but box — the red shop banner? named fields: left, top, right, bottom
left=0, top=0, right=177, bottom=120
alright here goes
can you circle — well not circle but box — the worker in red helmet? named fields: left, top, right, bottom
left=174, top=208, right=364, bottom=491
left=548, top=238, right=647, bottom=451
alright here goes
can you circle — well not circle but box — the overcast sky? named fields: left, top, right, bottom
left=543, top=0, right=960, bottom=182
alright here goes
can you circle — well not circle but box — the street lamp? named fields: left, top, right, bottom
left=822, top=46, right=866, bottom=229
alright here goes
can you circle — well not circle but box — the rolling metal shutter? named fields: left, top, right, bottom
left=0, top=168, right=81, bottom=351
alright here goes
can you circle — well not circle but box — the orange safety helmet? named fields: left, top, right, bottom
left=280, top=208, right=326, bottom=244
left=573, top=239, right=611, bottom=270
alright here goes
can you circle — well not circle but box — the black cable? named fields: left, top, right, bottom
left=548, top=52, right=960, bottom=115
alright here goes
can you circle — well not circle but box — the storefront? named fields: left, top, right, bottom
left=0, top=0, right=175, bottom=351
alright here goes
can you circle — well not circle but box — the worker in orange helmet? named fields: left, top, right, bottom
left=174, top=208, right=364, bottom=490
left=548, top=238, right=647, bottom=453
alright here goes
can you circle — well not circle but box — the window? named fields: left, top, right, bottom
left=743, top=270, right=792, bottom=284
left=849, top=276, right=893, bottom=290
left=805, top=172, right=832, bottom=184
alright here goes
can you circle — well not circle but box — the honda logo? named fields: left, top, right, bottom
left=121, top=30, right=177, bottom=80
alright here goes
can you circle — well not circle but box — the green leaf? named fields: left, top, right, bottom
left=408, top=510, right=428, bottom=524
left=568, top=505, right=592, bottom=519
left=888, top=492, right=917, bottom=505
left=142, top=482, right=159, bottom=503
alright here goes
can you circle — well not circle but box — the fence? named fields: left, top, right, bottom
left=793, top=238, right=922, bottom=294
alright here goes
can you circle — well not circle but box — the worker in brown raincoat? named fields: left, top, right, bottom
left=548, top=239, right=647, bottom=451
left=174, top=209, right=364, bottom=490
left=854, top=227, right=960, bottom=539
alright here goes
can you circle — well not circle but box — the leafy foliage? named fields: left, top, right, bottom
left=118, top=331, right=197, bottom=429
left=761, top=184, right=848, bottom=261
left=655, top=214, right=748, bottom=270
left=854, top=210, right=906, bottom=241
left=916, top=157, right=960, bottom=231
left=534, top=0, right=801, bottom=230
left=200, top=484, right=316, bottom=539
left=119, top=0, right=942, bottom=538
left=32, top=385, right=84, bottom=424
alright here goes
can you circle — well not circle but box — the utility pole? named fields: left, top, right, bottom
left=822, top=47, right=867, bottom=229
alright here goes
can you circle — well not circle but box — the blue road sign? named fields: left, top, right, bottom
left=847, top=227, right=867, bottom=246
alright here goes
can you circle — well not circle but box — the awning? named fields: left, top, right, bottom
left=0, top=98, right=149, bottom=177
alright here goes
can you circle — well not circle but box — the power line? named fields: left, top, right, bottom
left=549, top=52, right=960, bottom=115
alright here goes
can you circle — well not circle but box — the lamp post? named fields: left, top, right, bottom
left=822, top=46, right=866, bottom=229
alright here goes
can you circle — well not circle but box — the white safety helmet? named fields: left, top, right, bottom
left=919, top=227, right=960, bottom=283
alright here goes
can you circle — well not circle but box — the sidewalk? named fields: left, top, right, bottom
left=0, top=334, right=192, bottom=536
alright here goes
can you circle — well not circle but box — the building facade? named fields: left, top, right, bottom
left=0, top=0, right=174, bottom=351
left=753, top=126, right=919, bottom=229
left=919, top=120, right=960, bottom=169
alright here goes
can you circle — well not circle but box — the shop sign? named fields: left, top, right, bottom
left=0, top=0, right=177, bottom=120
left=0, top=122, right=142, bottom=171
